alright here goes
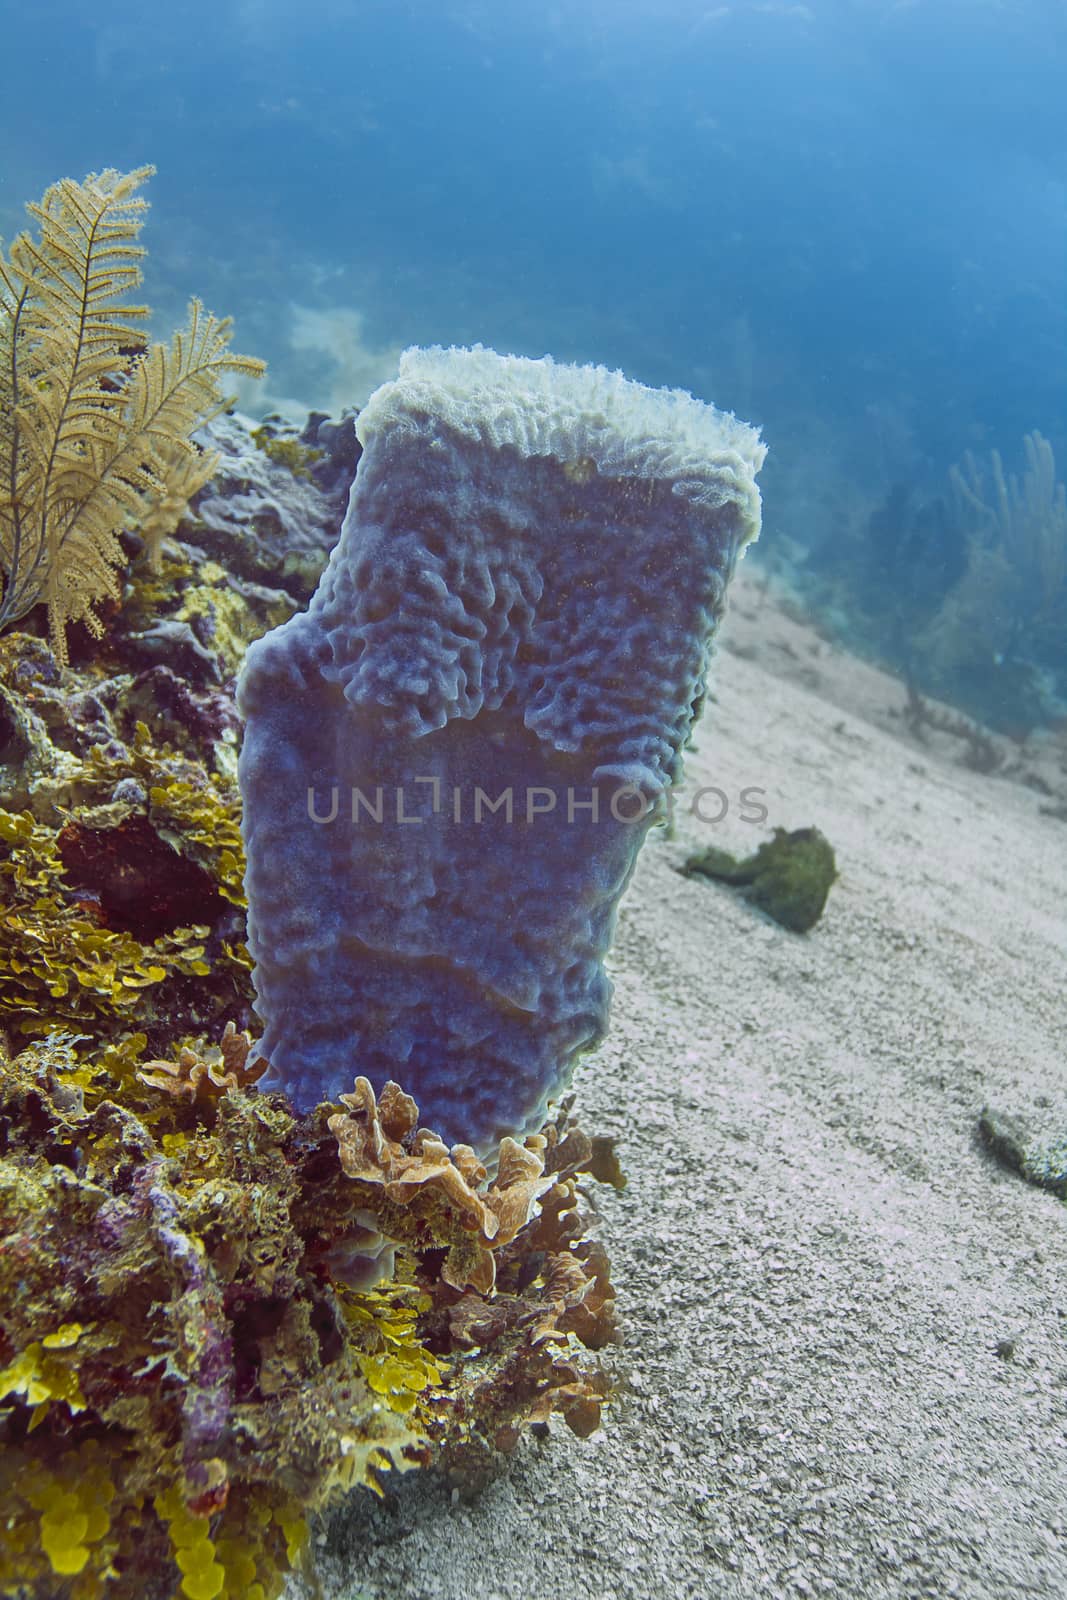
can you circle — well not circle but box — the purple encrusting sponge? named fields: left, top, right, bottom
left=237, top=346, right=765, bottom=1152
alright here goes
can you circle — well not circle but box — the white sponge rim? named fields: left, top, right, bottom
left=356, top=344, right=766, bottom=528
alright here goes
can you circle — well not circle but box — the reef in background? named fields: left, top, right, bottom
left=0, top=418, right=618, bottom=1600
left=773, top=430, right=1067, bottom=737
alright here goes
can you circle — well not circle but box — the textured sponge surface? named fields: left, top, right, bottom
left=237, top=346, right=764, bottom=1150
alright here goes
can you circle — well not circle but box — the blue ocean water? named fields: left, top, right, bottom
left=3, top=0, right=1065, bottom=725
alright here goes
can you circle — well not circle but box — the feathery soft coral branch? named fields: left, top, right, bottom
left=0, top=166, right=265, bottom=662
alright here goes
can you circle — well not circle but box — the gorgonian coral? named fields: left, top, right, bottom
left=0, top=166, right=264, bottom=661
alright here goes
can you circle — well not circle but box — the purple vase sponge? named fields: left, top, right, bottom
left=237, top=346, right=765, bottom=1151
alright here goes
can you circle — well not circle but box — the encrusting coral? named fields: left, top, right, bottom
left=0, top=166, right=264, bottom=662
left=138, top=1020, right=267, bottom=1105
left=0, top=1031, right=616, bottom=1600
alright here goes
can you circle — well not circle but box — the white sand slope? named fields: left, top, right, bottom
left=303, top=569, right=1067, bottom=1600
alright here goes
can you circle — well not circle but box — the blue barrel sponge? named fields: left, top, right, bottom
left=237, top=346, right=765, bottom=1152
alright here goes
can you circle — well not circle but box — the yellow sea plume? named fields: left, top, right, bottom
left=0, top=165, right=264, bottom=662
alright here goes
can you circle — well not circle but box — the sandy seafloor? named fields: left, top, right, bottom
left=291, top=566, right=1067, bottom=1600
